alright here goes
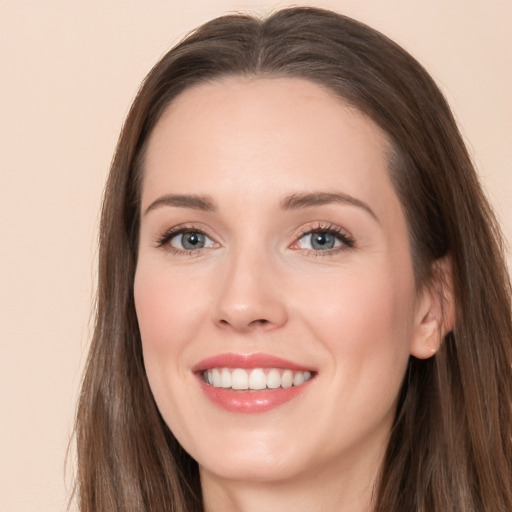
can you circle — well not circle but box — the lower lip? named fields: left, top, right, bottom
left=197, top=376, right=313, bottom=414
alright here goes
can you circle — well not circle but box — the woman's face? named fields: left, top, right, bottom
left=135, top=77, right=430, bottom=485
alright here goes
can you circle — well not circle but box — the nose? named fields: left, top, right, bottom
left=213, top=248, right=288, bottom=333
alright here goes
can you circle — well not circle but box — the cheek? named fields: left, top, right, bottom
left=302, top=269, right=415, bottom=448
left=133, top=264, right=200, bottom=403
left=301, top=264, right=413, bottom=338
left=134, top=263, right=207, bottom=353
left=134, top=267, right=174, bottom=401
left=294, top=264, right=415, bottom=391
left=133, top=263, right=208, bottom=440
left=134, top=268, right=173, bottom=353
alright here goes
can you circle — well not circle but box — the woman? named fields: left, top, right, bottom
left=74, top=7, right=512, bottom=512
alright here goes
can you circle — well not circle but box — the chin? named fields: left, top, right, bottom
left=198, top=452, right=307, bottom=484
left=187, top=429, right=311, bottom=483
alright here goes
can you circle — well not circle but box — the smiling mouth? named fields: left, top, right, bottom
left=202, top=367, right=313, bottom=390
left=195, top=354, right=316, bottom=413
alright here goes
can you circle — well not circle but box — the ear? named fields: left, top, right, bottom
left=410, top=256, right=455, bottom=359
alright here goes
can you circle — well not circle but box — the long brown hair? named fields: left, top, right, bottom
left=74, top=7, right=512, bottom=511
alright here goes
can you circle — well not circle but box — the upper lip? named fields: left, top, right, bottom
left=192, top=353, right=315, bottom=373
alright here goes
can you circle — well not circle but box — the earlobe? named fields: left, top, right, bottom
left=410, top=256, right=455, bottom=359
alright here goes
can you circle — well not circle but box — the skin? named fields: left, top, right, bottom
left=134, top=77, right=445, bottom=512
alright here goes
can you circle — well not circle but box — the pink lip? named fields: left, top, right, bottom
left=192, top=352, right=313, bottom=372
left=193, top=353, right=315, bottom=414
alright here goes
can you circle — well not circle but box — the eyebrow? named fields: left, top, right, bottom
left=143, top=191, right=378, bottom=222
left=281, top=192, right=379, bottom=223
left=144, top=194, right=216, bottom=215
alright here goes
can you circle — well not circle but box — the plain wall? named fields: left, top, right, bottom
left=0, top=1, right=510, bottom=511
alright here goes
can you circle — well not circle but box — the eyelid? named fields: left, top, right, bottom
left=290, top=222, right=355, bottom=253
left=153, top=221, right=354, bottom=256
left=154, top=223, right=219, bottom=252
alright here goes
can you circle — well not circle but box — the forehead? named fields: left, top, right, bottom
left=142, top=76, right=399, bottom=222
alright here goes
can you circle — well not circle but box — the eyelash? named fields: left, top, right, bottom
left=294, top=223, right=355, bottom=256
left=154, top=222, right=355, bottom=256
left=155, top=224, right=211, bottom=256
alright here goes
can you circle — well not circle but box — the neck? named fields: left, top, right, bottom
left=200, top=451, right=381, bottom=512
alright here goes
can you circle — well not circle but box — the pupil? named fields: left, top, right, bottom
left=311, top=232, right=334, bottom=250
left=182, top=232, right=205, bottom=250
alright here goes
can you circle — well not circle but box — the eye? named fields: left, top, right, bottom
left=155, top=226, right=218, bottom=253
left=298, top=231, right=342, bottom=251
left=293, top=225, right=354, bottom=253
left=169, top=231, right=198, bottom=250
left=170, top=230, right=216, bottom=251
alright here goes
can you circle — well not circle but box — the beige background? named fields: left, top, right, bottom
left=0, top=1, right=510, bottom=511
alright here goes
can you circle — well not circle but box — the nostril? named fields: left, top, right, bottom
left=250, top=319, right=270, bottom=326
left=217, top=317, right=271, bottom=331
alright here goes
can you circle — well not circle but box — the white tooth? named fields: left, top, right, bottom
left=207, top=370, right=213, bottom=385
left=303, top=371, right=312, bottom=382
left=212, top=368, right=221, bottom=387
left=293, top=371, right=305, bottom=386
left=249, top=368, right=266, bottom=390
left=267, top=369, right=281, bottom=389
left=220, top=368, right=232, bottom=388
left=231, top=369, right=249, bottom=390
left=281, top=370, right=293, bottom=388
